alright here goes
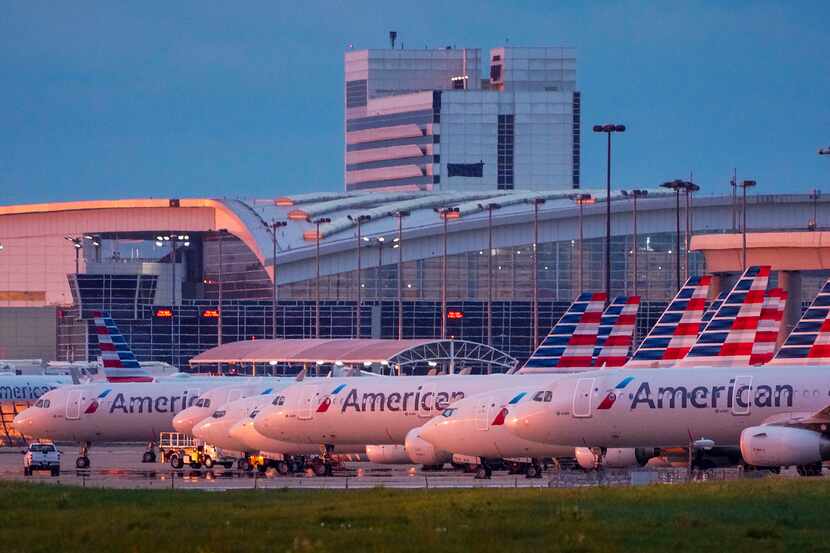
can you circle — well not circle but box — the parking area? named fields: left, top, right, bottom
left=0, top=445, right=799, bottom=491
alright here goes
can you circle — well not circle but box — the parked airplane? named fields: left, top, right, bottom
left=172, top=381, right=289, bottom=435
left=195, top=394, right=366, bottom=475
left=504, top=365, right=830, bottom=475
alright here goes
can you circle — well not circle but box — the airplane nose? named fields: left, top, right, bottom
left=416, top=419, right=442, bottom=448
left=191, top=419, right=213, bottom=441
left=12, top=411, right=31, bottom=431
left=253, top=409, right=277, bottom=439
left=227, top=421, right=246, bottom=442
left=505, top=404, right=549, bottom=443
left=172, top=410, right=199, bottom=434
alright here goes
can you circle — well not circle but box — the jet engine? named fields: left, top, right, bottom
left=740, top=426, right=830, bottom=467
left=575, top=447, right=657, bottom=470
left=365, top=445, right=411, bottom=465
left=404, top=428, right=452, bottom=466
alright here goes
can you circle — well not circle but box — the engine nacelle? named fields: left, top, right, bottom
left=575, top=447, right=657, bottom=470
left=365, top=445, right=411, bottom=465
left=575, top=447, right=600, bottom=470
left=404, top=428, right=452, bottom=466
left=740, top=426, right=830, bottom=467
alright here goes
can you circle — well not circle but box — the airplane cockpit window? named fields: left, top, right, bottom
left=35, top=399, right=44, bottom=408
left=271, top=396, right=286, bottom=406
left=441, top=408, right=457, bottom=418
left=249, top=409, right=260, bottom=419
left=543, top=391, right=553, bottom=402
left=203, top=399, right=211, bottom=408
left=532, top=391, right=545, bottom=402
left=211, top=410, right=226, bottom=419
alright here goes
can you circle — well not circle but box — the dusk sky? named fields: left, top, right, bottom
left=2, top=1, right=828, bottom=205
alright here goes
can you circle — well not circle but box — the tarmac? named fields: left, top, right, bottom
left=0, top=444, right=779, bottom=491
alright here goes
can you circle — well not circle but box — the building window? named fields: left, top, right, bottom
left=498, top=114, right=514, bottom=190
left=346, top=79, right=367, bottom=108
left=572, top=92, right=581, bottom=188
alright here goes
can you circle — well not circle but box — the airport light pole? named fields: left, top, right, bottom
left=64, top=236, right=83, bottom=274
left=740, top=180, right=756, bottom=271
left=682, top=182, right=699, bottom=281
left=730, top=170, right=738, bottom=232
left=311, top=217, right=331, bottom=339
left=482, top=202, right=501, bottom=346
left=394, top=210, right=410, bottom=340
left=659, top=181, right=684, bottom=290
left=155, top=234, right=190, bottom=365
left=438, top=207, right=460, bottom=339
left=573, top=194, right=594, bottom=292
left=593, top=123, right=625, bottom=302
left=266, top=221, right=287, bottom=339
left=809, top=189, right=821, bottom=231
left=354, top=214, right=371, bottom=339
left=528, top=198, right=546, bottom=348
left=621, top=189, right=647, bottom=297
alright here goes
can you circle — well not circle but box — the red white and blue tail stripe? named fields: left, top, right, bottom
left=625, top=275, right=712, bottom=368
left=700, top=290, right=728, bottom=328
left=91, top=311, right=154, bottom=383
left=595, top=296, right=640, bottom=367
left=679, top=266, right=771, bottom=367
left=519, top=292, right=607, bottom=373
left=770, top=278, right=830, bottom=365
left=749, top=288, right=787, bottom=365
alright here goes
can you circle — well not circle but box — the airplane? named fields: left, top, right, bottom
left=195, top=393, right=366, bottom=475
left=503, top=364, right=830, bottom=476
left=416, top=269, right=786, bottom=475
left=11, top=377, right=275, bottom=468
left=172, top=380, right=289, bottom=435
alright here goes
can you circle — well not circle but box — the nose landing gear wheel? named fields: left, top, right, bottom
left=796, top=462, right=823, bottom=477
left=525, top=464, right=542, bottom=479
left=474, top=465, right=492, bottom=480
left=142, top=451, right=156, bottom=463
left=75, top=456, right=90, bottom=469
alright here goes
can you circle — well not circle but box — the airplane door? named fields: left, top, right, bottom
left=226, top=388, right=242, bottom=405
left=297, top=385, right=320, bottom=421
left=572, top=378, right=596, bottom=418
left=65, top=390, right=82, bottom=420
left=475, top=396, right=494, bottom=431
left=418, top=384, right=437, bottom=419
left=732, top=376, right=753, bottom=416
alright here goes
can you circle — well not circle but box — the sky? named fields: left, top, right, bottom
left=1, top=1, right=828, bottom=205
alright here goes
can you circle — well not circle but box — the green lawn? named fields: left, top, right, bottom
left=1, top=479, right=828, bottom=553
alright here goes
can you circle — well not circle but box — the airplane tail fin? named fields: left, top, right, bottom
left=91, top=311, right=154, bottom=383
left=771, top=278, right=830, bottom=364
left=680, top=265, right=771, bottom=367
left=700, top=290, right=729, bottom=327
left=625, top=275, right=712, bottom=368
left=519, top=292, right=607, bottom=373
left=595, top=296, right=640, bottom=367
left=749, top=288, right=787, bottom=365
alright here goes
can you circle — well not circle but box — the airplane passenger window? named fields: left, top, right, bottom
left=212, top=410, right=226, bottom=418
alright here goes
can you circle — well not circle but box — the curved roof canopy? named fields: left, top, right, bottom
left=189, top=338, right=518, bottom=371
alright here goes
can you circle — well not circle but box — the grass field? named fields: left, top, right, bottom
left=1, top=478, right=828, bottom=553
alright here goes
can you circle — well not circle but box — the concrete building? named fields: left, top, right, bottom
left=344, top=46, right=578, bottom=193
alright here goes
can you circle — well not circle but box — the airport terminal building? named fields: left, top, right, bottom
left=0, top=191, right=826, bottom=368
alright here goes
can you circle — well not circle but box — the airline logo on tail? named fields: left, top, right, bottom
left=91, top=311, right=153, bottom=383
left=682, top=266, right=770, bottom=367
left=771, top=278, right=830, bottom=364
left=595, top=296, right=640, bottom=367
left=521, top=292, right=607, bottom=372
left=749, top=288, right=787, bottom=365
left=626, top=275, right=712, bottom=368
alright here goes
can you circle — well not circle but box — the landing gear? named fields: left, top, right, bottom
left=797, top=462, right=823, bottom=477
left=525, top=462, right=543, bottom=479
left=276, top=461, right=289, bottom=475
left=311, top=459, right=333, bottom=477
left=75, top=442, right=91, bottom=469
left=238, top=457, right=253, bottom=472
left=474, top=464, right=492, bottom=480
left=142, top=451, right=156, bottom=463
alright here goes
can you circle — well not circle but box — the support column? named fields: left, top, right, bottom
left=778, top=270, right=802, bottom=348
left=709, top=272, right=739, bottom=300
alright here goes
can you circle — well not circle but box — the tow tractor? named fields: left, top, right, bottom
left=158, top=432, right=236, bottom=469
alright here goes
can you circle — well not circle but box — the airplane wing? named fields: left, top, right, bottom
left=758, top=406, right=830, bottom=427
